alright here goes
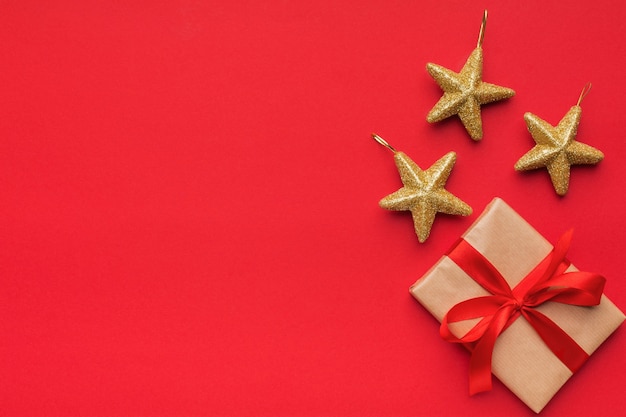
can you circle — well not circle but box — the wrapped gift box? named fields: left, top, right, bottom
left=410, top=198, right=625, bottom=413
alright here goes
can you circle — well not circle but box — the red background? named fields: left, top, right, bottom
left=1, top=1, right=625, bottom=416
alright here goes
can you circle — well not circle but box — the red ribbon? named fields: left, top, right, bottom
left=440, top=229, right=605, bottom=395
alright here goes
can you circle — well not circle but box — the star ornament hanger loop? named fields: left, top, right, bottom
left=514, top=83, right=604, bottom=196
left=372, top=134, right=472, bottom=243
left=426, top=10, right=515, bottom=141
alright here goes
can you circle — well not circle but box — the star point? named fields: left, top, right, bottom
left=379, top=151, right=472, bottom=243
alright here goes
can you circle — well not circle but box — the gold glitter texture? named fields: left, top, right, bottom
left=426, top=11, right=515, bottom=141
left=515, top=105, right=604, bottom=196
left=378, top=146, right=472, bottom=243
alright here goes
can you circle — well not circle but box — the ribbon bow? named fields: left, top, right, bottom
left=440, top=229, right=605, bottom=395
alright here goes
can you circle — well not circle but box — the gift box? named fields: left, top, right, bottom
left=410, top=198, right=625, bottom=413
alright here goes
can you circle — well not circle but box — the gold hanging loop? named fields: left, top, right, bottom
left=371, top=133, right=397, bottom=153
left=477, top=10, right=488, bottom=48
left=577, top=82, right=592, bottom=106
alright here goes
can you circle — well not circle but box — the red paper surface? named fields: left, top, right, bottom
left=1, top=1, right=624, bottom=416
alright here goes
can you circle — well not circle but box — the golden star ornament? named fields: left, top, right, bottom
left=372, top=134, right=472, bottom=243
left=426, top=10, right=515, bottom=140
left=514, top=85, right=604, bottom=196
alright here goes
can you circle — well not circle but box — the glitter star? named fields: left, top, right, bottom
left=378, top=145, right=472, bottom=243
left=515, top=105, right=604, bottom=196
left=426, top=46, right=515, bottom=141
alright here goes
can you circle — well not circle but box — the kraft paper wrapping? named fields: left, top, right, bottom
left=410, top=198, right=625, bottom=413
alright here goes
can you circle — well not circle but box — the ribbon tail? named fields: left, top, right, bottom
left=468, top=305, right=515, bottom=395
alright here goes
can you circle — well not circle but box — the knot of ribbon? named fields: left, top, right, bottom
left=440, top=229, right=605, bottom=395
